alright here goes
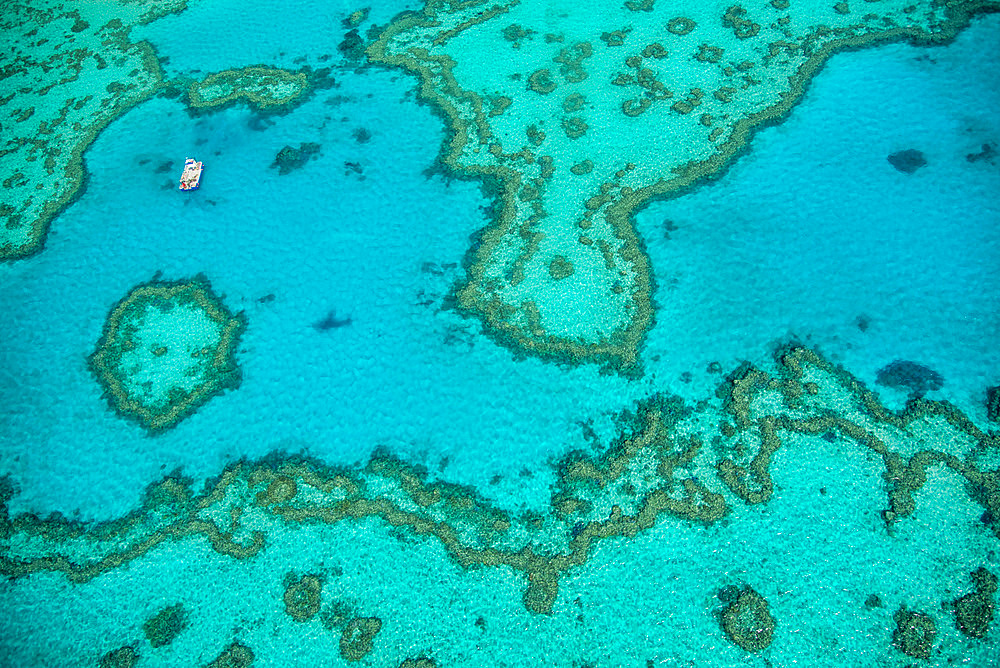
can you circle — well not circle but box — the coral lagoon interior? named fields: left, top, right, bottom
left=1, top=0, right=998, bottom=666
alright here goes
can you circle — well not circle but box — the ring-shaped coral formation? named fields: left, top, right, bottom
left=89, top=276, right=245, bottom=432
left=187, top=66, right=311, bottom=112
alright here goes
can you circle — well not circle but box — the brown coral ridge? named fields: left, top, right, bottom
left=953, top=567, right=998, bottom=639
left=0, top=400, right=729, bottom=617
left=1, top=348, right=997, bottom=619
left=0, top=468, right=266, bottom=583
left=714, top=347, right=1000, bottom=538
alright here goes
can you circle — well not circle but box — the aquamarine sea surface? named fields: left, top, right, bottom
left=1, top=1, right=998, bottom=666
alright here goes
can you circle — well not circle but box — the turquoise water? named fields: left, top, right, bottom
left=1, top=1, right=998, bottom=666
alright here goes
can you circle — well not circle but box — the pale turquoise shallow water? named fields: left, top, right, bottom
left=0, top=1, right=998, bottom=666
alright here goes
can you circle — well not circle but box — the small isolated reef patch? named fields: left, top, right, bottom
left=187, top=66, right=311, bottom=113
left=99, top=646, right=138, bottom=668
left=143, top=603, right=188, bottom=648
left=272, top=143, right=322, bottom=175
left=892, top=605, right=936, bottom=659
left=206, top=642, right=255, bottom=668
left=952, top=567, right=997, bottom=639
left=284, top=573, right=323, bottom=621
left=718, top=585, right=775, bottom=651
left=340, top=616, right=383, bottom=662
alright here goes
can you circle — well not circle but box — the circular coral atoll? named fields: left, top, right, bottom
left=720, top=585, right=775, bottom=651
left=89, top=276, right=244, bottom=432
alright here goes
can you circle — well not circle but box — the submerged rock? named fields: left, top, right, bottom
left=892, top=605, right=936, bottom=659
left=720, top=585, right=775, bottom=651
left=986, top=385, right=1000, bottom=422
left=888, top=149, right=927, bottom=174
left=271, top=142, right=321, bottom=175
left=875, top=360, right=943, bottom=397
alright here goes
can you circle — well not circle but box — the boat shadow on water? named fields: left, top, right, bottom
left=312, top=309, right=352, bottom=331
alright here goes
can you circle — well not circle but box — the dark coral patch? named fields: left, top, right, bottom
left=986, top=385, right=1000, bottom=422
left=954, top=567, right=997, bottom=639
left=99, top=646, right=138, bottom=668
left=271, top=143, right=321, bottom=175
left=720, top=586, right=775, bottom=651
left=143, top=603, right=188, bottom=648
left=892, top=605, right=936, bottom=659
left=284, top=573, right=323, bottom=621
left=205, top=641, right=255, bottom=668
left=340, top=617, right=383, bottom=662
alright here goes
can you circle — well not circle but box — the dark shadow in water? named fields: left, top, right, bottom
left=313, top=310, right=352, bottom=331
left=876, top=360, right=943, bottom=398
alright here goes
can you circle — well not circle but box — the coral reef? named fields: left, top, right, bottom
left=720, top=586, right=775, bottom=651
left=284, top=573, right=323, bottom=622
left=205, top=642, right=255, bottom=668
left=1, top=347, right=997, bottom=634
left=953, top=567, right=997, bottom=639
left=892, top=605, right=936, bottom=659
left=365, top=0, right=994, bottom=373
left=99, top=647, right=138, bottom=668
left=1, top=0, right=185, bottom=260
left=271, top=143, right=322, bottom=175
left=340, top=617, right=382, bottom=662
left=143, top=603, right=188, bottom=648
left=89, top=277, right=244, bottom=431
left=188, top=66, right=310, bottom=112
